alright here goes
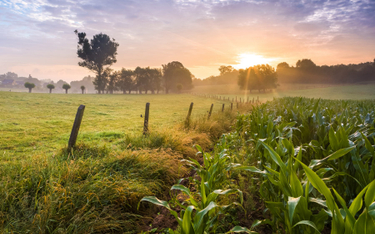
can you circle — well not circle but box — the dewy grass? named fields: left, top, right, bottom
left=0, top=92, right=250, bottom=233
left=0, top=145, right=188, bottom=233
left=0, top=92, right=234, bottom=158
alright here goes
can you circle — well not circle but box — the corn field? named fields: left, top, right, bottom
left=142, top=97, right=375, bottom=233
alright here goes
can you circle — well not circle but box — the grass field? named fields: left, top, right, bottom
left=0, top=91, right=242, bottom=233
left=0, top=92, right=234, bottom=158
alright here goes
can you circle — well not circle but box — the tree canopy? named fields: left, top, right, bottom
left=162, top=61, right=193, bottom=93
left=62, top=84, right=71, bottom=94
left=276, top=58, right=375, bottom=84
left=47, top=84, right=55, bottom=93
left=75, top=30, right=119, bottom=94
left=238, top=64, right=278, bottom=92
left=117, top=68, right=134, bottom=94
left=24, top=82, right=35, bottom=93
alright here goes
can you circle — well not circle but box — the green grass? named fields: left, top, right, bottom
left=0, top=91, right=244, bottom=233
left=0, top=92, right=234, bottom=158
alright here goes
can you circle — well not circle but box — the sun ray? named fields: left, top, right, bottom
left=233, top=53, right=275, bottom=69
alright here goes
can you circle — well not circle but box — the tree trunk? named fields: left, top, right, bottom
left=65, top=89, right=68, bottom=94
left=29, top=88, right=32, bottom=93
left=128, top=90, right=131, bottom=94
left=82, top=89, right=84, bottom=94
left=49, top=89, right=52, bottom=93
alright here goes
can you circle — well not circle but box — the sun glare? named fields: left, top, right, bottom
left=233, top=53, right=274, bottom=69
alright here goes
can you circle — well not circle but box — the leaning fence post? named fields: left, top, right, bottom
left=143, top=102, right=150, bottom=135
left=68, top=105, right=85, bottom=150
left=208, top=104, right=214, bottom=120
left=222, top=103, right=225, bottom=112
left=185, top=102, right=194, bottom=125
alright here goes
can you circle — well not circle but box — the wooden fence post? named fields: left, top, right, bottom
left=68, top=105, right=85, bottom=150
left=222, top=103, right=225, bottom=112
left=143, top=102, right=150, bottom=135
left=208, top=104, right=214, bottom=120
left=185, top=102, right=194, bottom=125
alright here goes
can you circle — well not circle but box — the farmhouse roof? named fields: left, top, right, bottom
left=2, top=79, right=15, bottom=85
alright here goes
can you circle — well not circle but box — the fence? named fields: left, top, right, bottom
left=66, top=95, right=259, bottom=149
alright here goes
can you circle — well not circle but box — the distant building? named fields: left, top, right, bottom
left=1, top=79, right=16, bottom=86
left=15, top=81, right=25, bottom=87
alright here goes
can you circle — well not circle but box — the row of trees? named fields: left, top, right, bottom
left=277, top=59, right=375, bottom=84
left=25, top=82, right=86, bottom=94
left=237, top=64, right=278, bottom=92
left=193, top=65, right=239, bottom=86
left=75, top=31, right=193, bottom=94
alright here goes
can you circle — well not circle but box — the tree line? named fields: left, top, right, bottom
left=277, top=59, right=375, bottom=84
left=75, top=31, right=193, bottom=94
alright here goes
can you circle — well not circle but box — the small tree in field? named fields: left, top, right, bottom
left=24, top=82, right=35, bottom=93
left=80, top=85, right=85, bottom=94
left=62, top=84, right=71, bottom=94
left=47, top=84, right=55, bottom=93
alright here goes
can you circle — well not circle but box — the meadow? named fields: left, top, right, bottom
left=1, top=84, right=375, bottom=233
left=0, top=91, right=234, bottom=158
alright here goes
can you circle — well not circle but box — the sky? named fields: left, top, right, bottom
left=1, top=0, right=375, bottom=82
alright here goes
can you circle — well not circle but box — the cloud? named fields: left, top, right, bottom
left=0, top=0, right=374, bottom=80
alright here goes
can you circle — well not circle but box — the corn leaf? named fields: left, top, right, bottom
left=292, top=220, right=321, bottom=233
left=181, top=206, right=195, bottom=234
left=288, top=196, right=301, bottom=226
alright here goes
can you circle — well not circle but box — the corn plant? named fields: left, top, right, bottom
left=139, top=146, right=243, bottom=233
left=222, top=97, right=375, bottom=232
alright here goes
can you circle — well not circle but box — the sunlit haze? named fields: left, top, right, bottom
left=1, top=0, right=374, bottom=81
left=233, top=53, right=276, bottom=70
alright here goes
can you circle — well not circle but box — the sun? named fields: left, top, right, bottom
left=233, top=53, right=274, bottom=69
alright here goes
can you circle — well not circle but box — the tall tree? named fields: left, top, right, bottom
left=24, top=82, right=35, bottom=93
left=106, top=70, right=118, bottom=94
left=162, top=61, right=193, bottom=93
left=117, top=68, right=134, bottom=94
left=75, top=30, right=119, bottom=94
left=134, top=67, right=151, bottom=94
left=149, top=68, right=162, bottom=94
left=80, top=85, right=85, bottom=94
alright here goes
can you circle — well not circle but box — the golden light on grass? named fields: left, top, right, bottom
left=233, top=53, right=274, bottom=69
